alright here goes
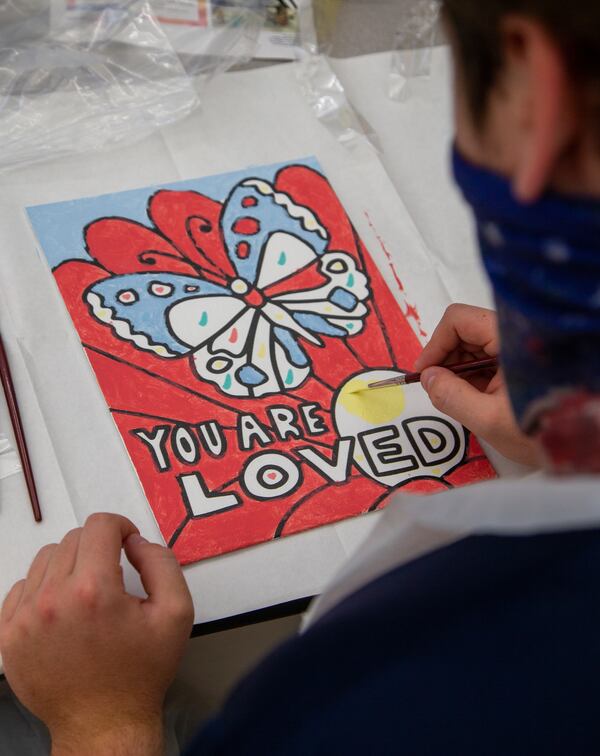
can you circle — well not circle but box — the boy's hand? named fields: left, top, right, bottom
left=414, top=304, right=539, bottom=467
left=0, top=514, right=194, bottom=756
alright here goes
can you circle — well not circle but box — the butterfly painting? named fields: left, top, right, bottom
left=84, top=175, right=370, bottom=398
left=28, top=158, right=496, bottom=565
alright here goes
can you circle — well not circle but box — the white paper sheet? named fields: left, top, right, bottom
left=0, top=435, right=20, bottom=482
left=0, top=49, right=516, bottom=630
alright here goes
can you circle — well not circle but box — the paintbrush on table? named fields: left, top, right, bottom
left=364, top=356, right=498, bottom=391
left=0, top=333, right=42, bottom=522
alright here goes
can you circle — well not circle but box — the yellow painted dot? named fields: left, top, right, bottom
left=432, top=467, right=441, bottom=476
left=324, top=305, right=333, bottom=313
left=355, top=453, right=365, bottom=462
left=338, top=378, right=405, bottom=425
left=212, top=359, right=227, bottom=370
left=155, top=346, right=167, bottom=356
left=257, top=180, right=271, bottom=193
left=257, top=343, right=266, bottom=359
left=275, top=312, right=284, bottom=321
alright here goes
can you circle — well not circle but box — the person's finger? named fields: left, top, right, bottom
left=486, top=370, right=506, bottom=394
left=124, top=534, right=192, bottom=614
left=414, top=305, right=499, bottom=371
left=0, top=580, right=25, bottom=624
left=421, top=366, right=498, bottom=435
left=74, top=514, right=138, bottom=579
left=21, top=544, right=57, bottom=600
left=43, top=528, right=83, bottom=583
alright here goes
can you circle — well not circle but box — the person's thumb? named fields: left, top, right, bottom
left=420, top=366, right=494, bottom=434
left=124, top=534, right=192, bottom=613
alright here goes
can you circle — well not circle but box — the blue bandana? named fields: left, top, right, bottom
left=452, top=146, right=600, bottom=430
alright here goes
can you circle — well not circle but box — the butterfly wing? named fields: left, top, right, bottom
left=221, top=178, right=369, bottom=338
left=270, top=251, right=370, bottom=338
left=221, top=178, right=329, bottom=286
left=85, top=272, right=237, bottom=359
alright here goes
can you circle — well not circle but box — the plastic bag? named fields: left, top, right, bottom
left=0, top=1, right=197, bottom=173
left=0, top=0, right=268, bottom=174
left=389, top=0, right=442, bottom=101
left=295, top=0, right=380, bottom=153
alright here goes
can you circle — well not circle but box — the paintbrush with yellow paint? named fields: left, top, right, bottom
left=351, top=357, right=498, bottom=392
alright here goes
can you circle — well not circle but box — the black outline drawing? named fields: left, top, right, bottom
left=176, top=472, right=242, bottom=523
left=130, top=424, right=172, bottom=473
left=239, top=450, right=304, bottom=502
left=357, top=426, right=420, bottom=478
left=236, top=413, right=275, bottom=452
left=403, top=416, right=462, bottom=467
left=171, top=424, right=201, bottom=467
left=295, top=438, right=355, bottom=484
left=46, top=163, right=490, bottom=555
left=267, top=405, right=305, bottom=441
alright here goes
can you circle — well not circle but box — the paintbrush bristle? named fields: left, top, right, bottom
left=367, top=375, right=407, bottom=389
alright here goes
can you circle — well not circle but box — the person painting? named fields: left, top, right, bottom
left=2, top=1, right=600, bottom=753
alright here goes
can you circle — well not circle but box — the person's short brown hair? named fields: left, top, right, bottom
left=442, top=1, right=600, bottom=129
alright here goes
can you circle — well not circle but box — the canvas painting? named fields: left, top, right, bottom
left=28, top=158, right=496, bottom=564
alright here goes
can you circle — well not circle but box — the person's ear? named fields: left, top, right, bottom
left=500, top=16, right=578, bottom=202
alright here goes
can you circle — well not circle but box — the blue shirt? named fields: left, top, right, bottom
left=186, top=529, right=600, bottom=754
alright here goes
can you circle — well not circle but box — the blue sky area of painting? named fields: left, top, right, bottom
left=27, top=157, right=320, bottom=270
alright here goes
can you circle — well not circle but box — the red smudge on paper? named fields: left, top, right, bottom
left=365, top=211, right=428, bottom=340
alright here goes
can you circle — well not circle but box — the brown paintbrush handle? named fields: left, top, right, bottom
left=404, top=356, right=498, bottom=385
left=0, top=334, right=42, bottom=522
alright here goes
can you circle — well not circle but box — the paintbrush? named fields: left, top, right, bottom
left=0, top=333, right=42, bottom=522
left=361, top=356, right=499, bottom=391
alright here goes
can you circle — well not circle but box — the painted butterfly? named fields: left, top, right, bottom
left=84, top=177, right=370, bottom=398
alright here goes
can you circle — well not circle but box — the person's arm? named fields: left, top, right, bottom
left=0, top=513, right=194, bottom=756
left=414, top=303, right=539, bottom=466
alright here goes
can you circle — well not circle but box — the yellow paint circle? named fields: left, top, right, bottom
left=338, top=377, right=405, bottom=425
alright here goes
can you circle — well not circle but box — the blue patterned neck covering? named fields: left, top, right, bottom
left=452, top=146, right=600, bottom=437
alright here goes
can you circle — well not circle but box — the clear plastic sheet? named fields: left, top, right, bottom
left=294, top=0, right=443, bottom=153
left=0, top=1, right=197, bottom=172
left=143, top=0, right=269, bottom=75
left=0, top=0, right=268, bottom=174
left=295, top=0, right=380, bottom=153
left=389, top=0, right=442, bottom=101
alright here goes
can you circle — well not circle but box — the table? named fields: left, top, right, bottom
left=0, top=46, right=516, bottom=637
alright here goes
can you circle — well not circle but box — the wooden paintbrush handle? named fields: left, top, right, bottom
left=404, top=357, right=498, bottom=385
left=0, top=334, right=42, bottom=522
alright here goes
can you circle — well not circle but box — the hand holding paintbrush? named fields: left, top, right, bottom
left=401, top=304, right=538, bottom=467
